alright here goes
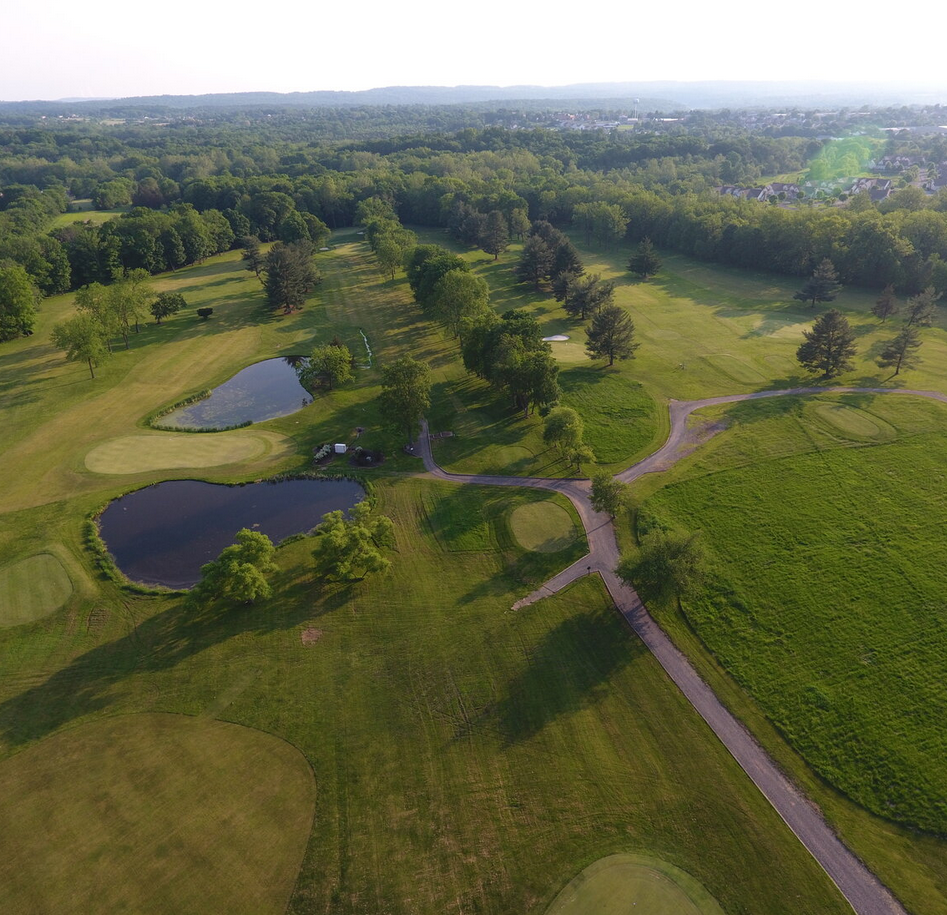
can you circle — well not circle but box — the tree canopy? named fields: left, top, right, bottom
left=300, top=342, right=354, bottom=390
left=0, top=263, right=38, bottom=341
left=793, top=258, right=842, bottom=308
left=262, top=241, right=321, bottom=314
left=618, top=529, right=707, bottom=603
left=796, top=309, right=857, bottom=378
left=585, top=304, right=639, bottom=366
left=150, top=291, right=186, bottom=324
left=51, top=312, right=110, bottom=378
left=380, top=355, right=432, bottom=444
left=590, top=472, right=630, bottom=518
left=627, top=237, right=661, bottom=280
left=313, top=502, right=394, bottom=581
left=190, top=528, right=277, bottom=606
left=461, top=310, right=560, bottom=416
left=878, top=326, right=923, bottom=375
left=543, top=406, right=584, bottom=455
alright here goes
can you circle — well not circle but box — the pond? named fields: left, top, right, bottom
left=159, top=357, right=312, bottom=430
left=98, top=478, right=364, bottom=588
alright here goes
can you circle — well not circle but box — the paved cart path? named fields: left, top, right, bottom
left=416, top=384, right=947, bottom=915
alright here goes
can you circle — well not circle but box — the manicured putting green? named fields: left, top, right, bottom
left=84, top=431, right=290, bottom=474
left=0, top=553, right=72, bottom=627
left=0, top=713, right=315, bottom=914
left=510, top=501, right=577, bottom=552
left=547, top=854, right=725, bottom=915
left=808, top=402, right=896, bottom=442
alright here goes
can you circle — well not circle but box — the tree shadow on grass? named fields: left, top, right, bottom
left=483, top=609, right=642, bottom=746
left=0, top=564, right=355, bottom=748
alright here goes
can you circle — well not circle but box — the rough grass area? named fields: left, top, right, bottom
left=0, top=713, right=315, bottom=914
left=0, top=553, right=72, bottom=627
left=546, top=854, right=725, bottom=915
left=558, top=366, right=657, bottom=466
left=509, top=501, right=578, bottom=553
left=84, top=430, right=291, bottom=474
left=636, top=394, right=947, bottom=833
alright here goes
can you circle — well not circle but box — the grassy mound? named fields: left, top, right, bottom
left=547, top=854, right=725, bottom=915
left=0, top=553, right=72, bottom=627
left=0, top=713, right=315, bottom=914
left=808, top=402, right=896, bottom=443
left=510, top=501, right=578, bottom=553
left=84, top=430, right=290, bottom=474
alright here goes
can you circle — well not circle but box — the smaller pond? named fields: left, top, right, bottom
left=542, top=335, right=570, bottom=342
left=159, top=357, right=312, bottom=430
left=98, top=478, right=364, bottom=588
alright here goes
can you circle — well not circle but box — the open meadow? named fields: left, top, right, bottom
left=1, top=226, right=947, bottom=913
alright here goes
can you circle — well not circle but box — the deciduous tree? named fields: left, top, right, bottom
left=618, top=529, right=706, bottom=602
left=313, top=502, right=394, bottom=581
left=51, top=313, right=110, bottom=378
left=74, top=282, right=119, bottom=351
left=380, top=355, right=432, bottom=445
left=191, top=528, right=276, bottom=605
left=150, top=291, right=186, bottom=324
left=543, top=406, right=584, bottom=455
left=431, top=270, right=490, bottom=336
left=0, top=262, right=38, bottom=341
left=590, top=472, right=630, bottom=518
left=301, top=342, right=354, bottom=390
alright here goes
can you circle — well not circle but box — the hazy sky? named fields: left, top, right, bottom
left=5, top=0, right=947, bottom=101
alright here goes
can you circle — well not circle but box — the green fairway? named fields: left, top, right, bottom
left=84, top=430, right=292, bottom=474
left=49, top=205, right=127, bottom=229
left=0, top=713, right=315, bottom=914
left=510, top=500, right=578, bottom=552
left=547, top=854, right=725, bottom=915
left=0, top=553, right=72, bottom=627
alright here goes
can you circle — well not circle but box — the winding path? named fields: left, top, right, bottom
left=417, top=384, right=947, bottom=915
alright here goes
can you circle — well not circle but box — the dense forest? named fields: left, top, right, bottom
left=5, top=101, right=947, bottom=339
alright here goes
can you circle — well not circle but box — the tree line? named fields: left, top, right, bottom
left=7, top=116, right=947, bottom=345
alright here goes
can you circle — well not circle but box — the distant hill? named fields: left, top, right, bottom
left=4, top=80, right=947, bottom=115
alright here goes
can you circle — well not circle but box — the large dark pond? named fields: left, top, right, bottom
left=98, top=478, right=364, bottom=588
left=159, top=357, right=311, bottom=430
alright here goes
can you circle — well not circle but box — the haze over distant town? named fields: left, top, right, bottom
left=7, top=0, right=947, bottom=103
